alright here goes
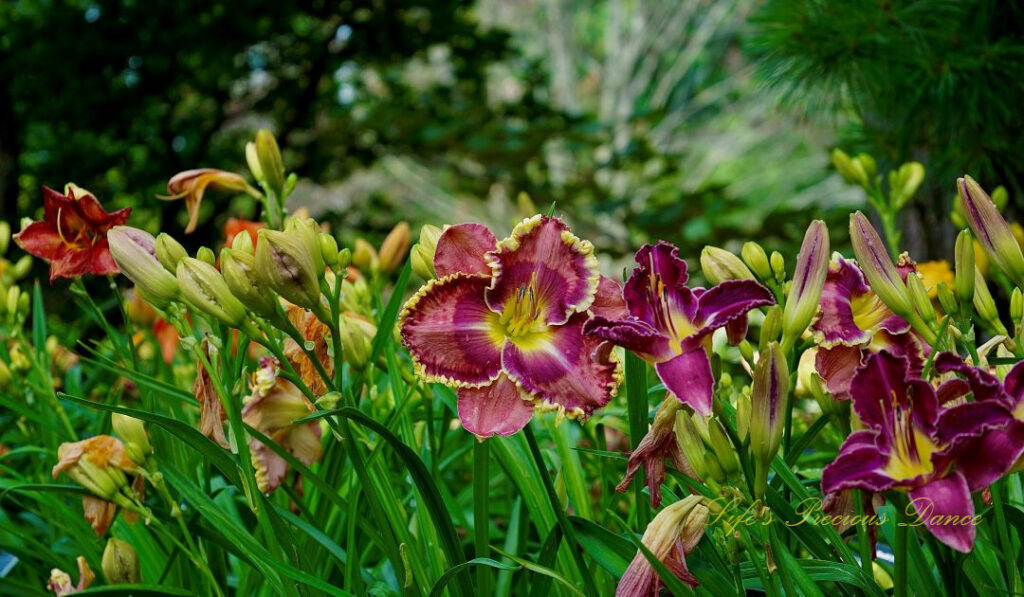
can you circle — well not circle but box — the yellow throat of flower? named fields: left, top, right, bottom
left=496, top=272, right=550, bottom=345
left=881, top=391, right=939, bottom=482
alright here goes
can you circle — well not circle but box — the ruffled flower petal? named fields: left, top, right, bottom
left=655, top=348, right=715, bottom=415
left=850, top=351, right=937, bottom=433
left=502, top=312, right=620, bottom=419
left=400, top=273, right=504, bottom=386
left=583, top=315, right=673, bottom=362
left=591, top=275, right=628, bottom=320
left=486, top=215, right=600, bottom=324
left=812, top=256, right=909, bottom=346
left=433, top=222, right=497, bottom=277
left=907, top=472, right=976, bottom=553
left=821, top=430, right=894, bottom=494
left=815, top=344, right=863, bottom=400
left=691, top=279, right=774, bottom=333
left=623, top=242, right=695, bottom=330
left=943, top=421, right=1024, bottom=491
left=457, top=374, right=535, bottom=437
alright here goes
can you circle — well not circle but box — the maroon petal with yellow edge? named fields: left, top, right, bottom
left=400, top=273, right=504, bottom=386
left=655, top=348, right=715, bottom=415
left=502, top=312, right=620, bottom=419
left=457, top=374, right=535, bottom=437
left=485, top=215, right=600, bottom=324
left=433, top=223, right=497, bottom=278
left=907, top=472, right=976, bottom=553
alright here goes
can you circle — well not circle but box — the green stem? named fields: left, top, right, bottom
left=473, top=439, right=491, bottom=595
left=853, top=490, right=873, bottom=577
left=894, top=505, right=909, bottom=597
left=990, top=479, right=1018, bottom=594
left=522, top=424, right=599, bottom=596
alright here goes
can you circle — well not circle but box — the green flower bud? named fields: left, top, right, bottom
left=750, top=342, right=789, bottom=497
left=176, top=258, right=248, bottom=327
left=959, top=176, right=1024, bottom=287
left=155, top=233, right=187, bottom=273
left=856, top=153, right=877, bottom=182
left=760, top=305, right=782, bottom=350
left=11, top=255, right=32, bottom=280
left=318, top=233, right=339, bottom=267
left=102, top=538, right=141, bottom=584
left=284, top=217, right=324, bottom=275
left=906, top=273, right=936, bottom=324
left=736, top=390, right=751, bottom=443
left=196, top=246, right=216, bottom=267
left=419, top=224, right=443, bottom=252
left=954, top=230, right=975, bottom=305
left=831, top=148, right=868, bottom=187
left=6, top=286, right=19, bottom=315
left=701, top=246, right=754, bottom=285
left=231, top=227, right=255, bottom=253
left=741, top=242, right=772, bottom=281
left=674, top=413, right=708, bottom=481
left=315, top=392, right=342, bottom=411
left=889, top=162, right=925, bottom=209
left=410, top=244, right=436, bottom=279
left=255, top=129, right=285, bottom=197
left=973, top=269, right=1008, bottom=335
left=220, top=248, right=278, bottom=318
left=770, top=251, right=786, bottom=282
left=352, top=238, right=378, bottom=272
left=340, top=313, right=375, bottom=367
left=108, top=226, right=180, bottom=309
left=936, top=281, right=958, bottom=316
left=255, top=229, right=323, bottom=314
left=849, top=212, right=914, bottom=318
left=707, top=418, right=738, bottom=476
left=0, top=221, right=9, bottom=255
left=245, top=141, right=263, bottom=183
left=1012, top=288, right=1023, bottom=336
left=111, top=413, right=151, bottom=466
left=336, top=247, right=352, bottom=270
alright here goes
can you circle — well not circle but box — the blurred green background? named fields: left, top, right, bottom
left=2, top=0, right=1022, bottom=270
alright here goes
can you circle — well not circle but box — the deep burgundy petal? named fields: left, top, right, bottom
left=692, top=279, right=775, bottom=332
left=907, top=473, right=976, bottom=553
left=821, top=430, right=894, bottom=494
left=623, top=242, right=696, bottom=329
left=583, top=315, right=673, bottom=362
left=591, top=275, right=628, bottom=320
left=433, top=223, right=497, bottom=278
left=655, top=348, right=714, bottom=415
left=400, top=273, right=504, bottom=386
left=945, top=421, right=1024, bottom=491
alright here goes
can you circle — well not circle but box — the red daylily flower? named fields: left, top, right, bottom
left=14, top=185, right=131, bottom=281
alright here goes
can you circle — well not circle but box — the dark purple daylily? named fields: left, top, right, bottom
left=933, top=353, right=1024, bottom=484
left=584, top=242, right=774, bottom=415
left=810, top=255, right=924, bottom=400
left=822, top=351, right=1014, bottom=552
left=399, top=216, right=621, bottom=437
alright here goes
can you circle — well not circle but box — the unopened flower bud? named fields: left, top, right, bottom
left=849, top=212, right=914, bottom=317
left=256, top=230, right=323, bottom=314
left=856, top=153, right=877, bottom=182
left=379, top=222, right=411, bottom=273
left=176, top=258, right=247, bottom=327
left=111, top=413, right=151, bottom=465
left=750, top=342, right=788, bottom=497
left=770, top=251, right=786, bottom=282
left=674, top=414, right=708, bottom=481
left=245, top=141, right=263, bottom=183
left=340, top=313, right=375, bottom=367
left=285, top=217, right=324, bottom=274
left=410, top=244, right=436, bottom=279
left=1012, top=288, right=1023, bottom=336
left=741, top=242, right=772, bottom=281
left=11, top=255, right=32, bottom=280
left=255, top=129, right=285, bottom=197
left=0, top=221, right=9, bottom=255
left=315, top=391, right=342, bottom=410
left=108, top=226, right=180, bottom=308
left=352, top=238, right=378, bottom=271
left=973, top=269, right=1008, bottom=335
left=6, top=287, right=18, bottom=315
left=936, top=282, right=958, bottom=315
left=906, top=273, right=936, bottom=324
left=707, top=418, right=738, bottom=476
left=831, top=148, right=868, bottom=187
left=760, top=305, right=782, bottom=350
left=52, top=436, right=133, bottom=501
left=782, top=220, right=829, bottom=349
left=220, top=249, right=278, bottom=318
left=954, top=229, right=975, bottom=305
left=336, top=248, right=351, bottom=269
left=155, top=233, right=187, bottom=273
left=735, top=390, right=750, bottom=443
left=419, top=224, right=442, bottom=252
left=102, top=538, right=141, bottom=584
left=959, top=175, right=1024, bottom=286
left=318, top=234, right=339, bottom=267
left=196, top=246, right=216, bottom=267
left=889, top=162, right=925, bottom=209
left=231, top=226, right=255, bottom=253
left=701, top=246, right=754, bottom=284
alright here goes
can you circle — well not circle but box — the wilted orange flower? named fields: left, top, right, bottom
left=47, top=556, right=94, bottom=595
left=14, top=185, right=131, bottom=281
left=283, top=303, right=334, bottom=394
left=194, top=340, right=228, bottom=448
left=159, top=169, right=260, bottom=234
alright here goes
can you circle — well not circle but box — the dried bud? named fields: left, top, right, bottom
left=750, top=342, right=789, bottom=497
left=782, top=220, right=829, bottom=348
left=954, top=229, right=975, bottom=305
left=154, top=233, right=187, bottom=273
left=958, top=175, right=1024, bottom=286
left=108, top=226, right=180, bottom=309
left=111, top=413, right=151, bottom=466
left=701, top=246, right=754, bottom=284
left=52, top=436, right=134, bottom=501
left=256, top=229, right=323, bottom=314
left=741, top=242, right=772, bottom=281
left=617, top=495, right=708, bottom=595
left=255, top=129, right=286, bottom=197
left=102, top=538, right=141, bottom=584
left=379, top=222, right=411, bottom=273
left=220, top=248, right=278, bottom=318
left=176, top=258, right=247, bottom=327
left=849, top=212, right=914, bottom=317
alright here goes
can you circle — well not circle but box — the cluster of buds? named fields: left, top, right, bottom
left=831, top=149, right=877, bottom=189
left=675, top=409, right=739, bottom=491
left=352, top=221, right=411, bottom=275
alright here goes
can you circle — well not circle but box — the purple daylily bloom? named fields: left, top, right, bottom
left=399, top=215, right=621, bottom=437
left=822, top=351, right=1012, bottom=552
left=584, top=242, right=774, bottom=415
left=810, top=255, right=925, bottom=400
